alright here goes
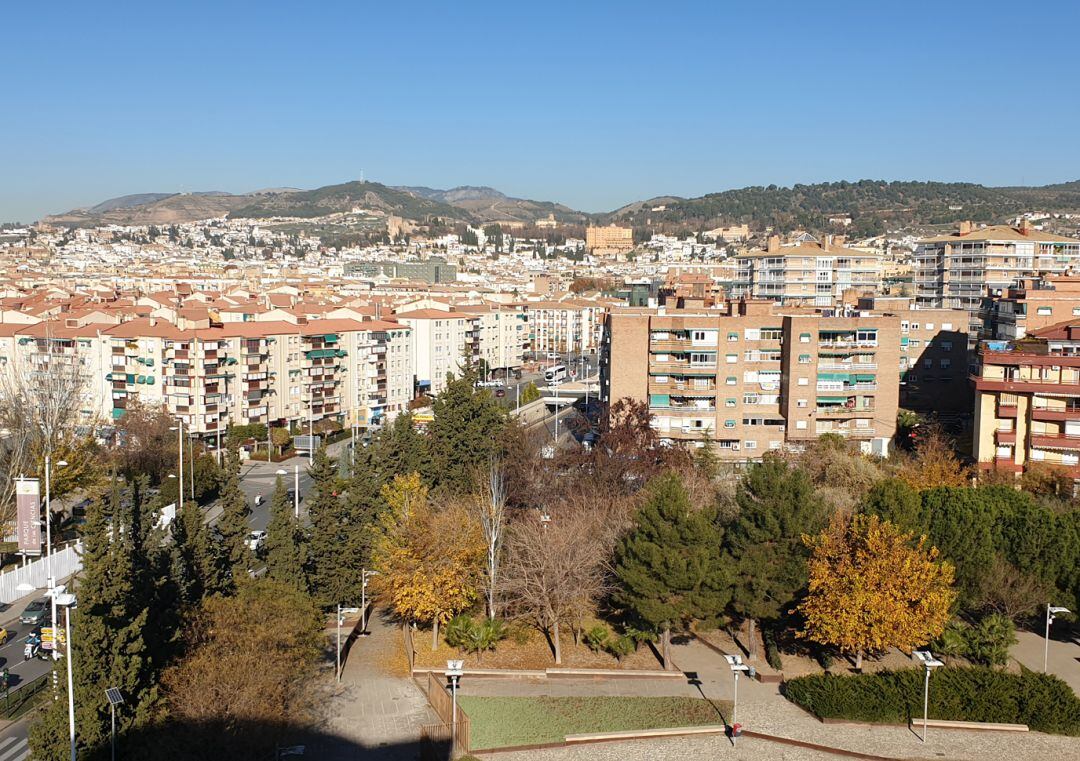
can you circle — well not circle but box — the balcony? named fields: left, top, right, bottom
left=997, top=403, right=1018, bottom=418
left=994, top=429, right=1016, bottom=445
left=817, top=406, right=876, bottom=417
left=972, top=375, right=1080, bottom=394
left=649, top=338, right=692, bottom=352
left=650, top=361, right=717, bottom=375
left=1029, top=433, right=1080, bottom=451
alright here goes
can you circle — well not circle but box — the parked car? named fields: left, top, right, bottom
left=495, top=388, right=506, bottom=398
left=247, top=530, right=267, bottom=553
left=19, top=598, right=50, bottom=626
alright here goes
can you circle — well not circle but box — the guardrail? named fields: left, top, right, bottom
left=1, top=671, right=50, bottom=718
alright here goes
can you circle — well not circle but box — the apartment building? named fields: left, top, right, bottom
left=466, top=305, right=527, bottom=378
left=973, top=320, right=1080, bottom=481
left=524, top=300, right=608, bottom=355
left=2, top=316, right=414, bottom=443
left=914, top=220, right=1080, bottom=330
left=733, top=236, right=882, bottom=307
left=602, top=299, right=900, bottom=459
left=979, top=274, right=1080, bottom=341
left=395, top=308, right=475, bottom=395
left=585, top=225, right=635, bottom=256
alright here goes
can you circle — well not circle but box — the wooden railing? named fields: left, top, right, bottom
left=422, top=671, right=470, bottom=756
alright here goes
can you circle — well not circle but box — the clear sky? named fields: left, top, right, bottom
left=3, top=0, right=1079, bottom=222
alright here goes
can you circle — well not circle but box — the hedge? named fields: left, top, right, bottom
left=782, top=667, right=1080, bottom=735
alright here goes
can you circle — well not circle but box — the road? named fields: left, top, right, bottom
left=0, top=723, right=28, bottom=761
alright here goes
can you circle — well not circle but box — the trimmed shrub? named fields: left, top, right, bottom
left=763, top=627, right=783, bottom=671
left=782, top=667, right=1080, bottom=735
left=584, top=624, right=610, bottom=653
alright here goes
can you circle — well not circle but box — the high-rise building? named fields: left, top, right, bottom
left=915, top=220, right=1080, bottom=332
left=733, top=236, right=881, bottom=307
left=585, top=225, right=634, bottom=256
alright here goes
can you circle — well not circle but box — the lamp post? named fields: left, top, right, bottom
left=913, top=650, right=944, bottom=742
left=724, top=654, right=752, bottom=746
left=169, top=423, right=184, bottom=508
left=104, top=688, right=124, bottom=761
left=1045, top=605, right=1071, bottom=673
left=335, top=604, right=343, bottom=683
left=360, top=569, right=378, bottom=634
left=44, top=456, right=68, bottom=669
left=275, top=467, right=299, bottom=518
left=446, top=659, right=463, bottom=753
left=54, top=591, right=77, bottom=761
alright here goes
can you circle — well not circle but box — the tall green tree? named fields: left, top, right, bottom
left=726, top=455, right=828, bottom=659
left=429, top=373, right=508, bottom=493
left=264, top=475, right=307, bottom=591
left=30, top=479, right=164, bottom=759
left=613, top=473, right=731, bottom=669
left=305, top=446, right=356, bottom=606
left=215, top=450, right=252, bottom=584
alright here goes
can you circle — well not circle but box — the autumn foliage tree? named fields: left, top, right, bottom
left=372, top=473, right=485, bottom=649
left=797, top=514, right=956, bottom=669
left=897, top=424, right=969, bottom=490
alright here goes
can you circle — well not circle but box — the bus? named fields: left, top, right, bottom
left=544, top=364, right=568, bottom=384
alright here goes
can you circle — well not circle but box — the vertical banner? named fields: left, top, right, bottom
left=16, top=478, right=41, bottom=554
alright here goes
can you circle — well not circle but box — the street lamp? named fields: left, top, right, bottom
left=1045, top=605, right=1071, bottom=673
left=446, top=659, right=464, bottom=752
left=912, top=650, right=944, bottom=743
left=54, top=591, right=77, bottom=761
left=276, top=467, right=299, bottom=518
left=335, top=604, right=344, bottom=684
left=44, top=457, right=68, bottom=668
left=169, top=423, right=184, bottom=507
left=360, top=569, right=379, bottom=634
left=724, top=654, right=753, bottom=746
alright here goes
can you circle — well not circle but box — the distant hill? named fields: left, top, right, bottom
left=46, top=192, right=254, bottom=226
left=602, top=180, right=1080, bottom=236
left=88, top=193, right=178, bottom=214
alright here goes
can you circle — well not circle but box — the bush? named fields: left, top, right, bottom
left=605, top=635, right=636, bottom=662
left=445, top=614, right=476, bottom=650
left=782, top=667, right=1080, bottom=735
left=584, top=624, right=610, bottom=653
left=932, top=614, right=1016, bottom=667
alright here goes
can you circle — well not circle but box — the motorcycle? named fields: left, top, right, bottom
left=23, top=635, right=41, bottom=661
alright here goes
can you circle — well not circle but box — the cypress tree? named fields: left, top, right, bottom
left=429, top=373, right=507, bottom=493
left=613, top=472, right=730, bottom=668
left=265, top=475, right=307, bottom=591
left=215, top=449, right=252, bottom=584
left=306, top=446, right=353, bottom=606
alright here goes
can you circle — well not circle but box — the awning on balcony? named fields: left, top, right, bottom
left=305, top=349, right=337, bottom=359
left=817, top=396, right=849, bottom=404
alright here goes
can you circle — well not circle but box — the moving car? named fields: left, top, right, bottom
left=19, top=598, right=50, bottom=626
left=247, top=530, right=267, bottom=553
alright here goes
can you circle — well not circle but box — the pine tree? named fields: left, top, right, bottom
left=613, top=473, right=730, bottom=669
left=726, top=455, right=828, bottom=659
left=305, top=446, right=354, bottom=606
left=429, top=374, right=507, bottom=493
left=215, top=449, right=252, bottom=584
left=170, top=497, right=225, bottom=604
left=265, top=475, right=307, bottom=590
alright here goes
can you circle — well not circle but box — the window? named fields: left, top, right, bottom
left=856, top=418, right=870, bottom=429
left=743, top=393, right=760, bottom=404
left=725, top=398, right=737, bottom=407
left=942, top=341, right=953, bottom=351
left=856, top=329, right=878, bottom=344
left=726, top=376, right=737, bottom=385
left=724, top=419, right=736, bottom=428
left=908, top=339, right=921, bottom=348
left=726, top=354, right=737, bottom=363
left=654, top=375, right=668, bottom=383
left=1038, top=306, right=1053, bottom=316
left=769, top=440, right=782, bottom=450
left=728, top=332, right=739, bottom=342
left=942, top=322, right=953, bottom=330
left=798, top=377, right=809, bottom=386
left=940, top=359, right=951, bottom=369
left=761, top=328, right=783, bottom=341
left=924, top=358, right=933, bottom=368
left=800, top=332, right=812, bottom=343
left=797, top=399, right=808, bottom=408
left=743, top=417, right=764, bottom=426
left=744, top=328, right=760, bottom=340
left=926, top=323, right=935, bottom=331
left=796, top=420, right=808, bottom=430
left=690, top=352, right=715, bottom=366
left=744, top=440, right=757, bottom=450
left=798, top=354, right=811, bottom=364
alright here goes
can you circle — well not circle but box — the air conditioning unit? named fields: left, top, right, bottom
left=731, top=443, right=741, bottom=451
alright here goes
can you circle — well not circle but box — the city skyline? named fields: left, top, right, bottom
left=4, top=0, right=1080, bottom=222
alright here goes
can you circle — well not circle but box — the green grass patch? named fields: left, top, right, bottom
left=457, top=695, right=729, bottom=749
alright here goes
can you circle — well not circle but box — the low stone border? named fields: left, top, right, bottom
left=412, top=666, right=683, bottom=680
left=565, top=725, right=727, bottom=743
left=913, top=718, right=1027, bottom=733
left=691, top=632, right=784, bottom=683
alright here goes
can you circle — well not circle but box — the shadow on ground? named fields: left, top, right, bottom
left=58, top=718, right=450, bottom=761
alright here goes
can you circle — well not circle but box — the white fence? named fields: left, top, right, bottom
left=0, top=542, right=83, bottom=604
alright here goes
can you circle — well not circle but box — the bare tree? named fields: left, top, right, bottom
left=0, top=328, right=90, bottom=526
left=500, top=505, right=609, bottom=664
left=472, top=461, right=508, bottom=619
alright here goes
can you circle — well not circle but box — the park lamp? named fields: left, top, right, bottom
left=446, top=659, right=464, bottom=679
left=912, top=650, right=943, bottom=669
left=724, top=654, right=753, bottom=745
left=913, top=649, right=943, bottom=743
left=1048, top=605, right=1071, bottom=622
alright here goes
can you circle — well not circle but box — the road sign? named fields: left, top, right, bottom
left=41, top=627, right=54, bottom=643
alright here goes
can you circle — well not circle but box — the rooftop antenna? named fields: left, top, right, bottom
left=360, top=169, right=365, bottom=183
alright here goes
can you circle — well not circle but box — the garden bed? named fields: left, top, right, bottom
left=410, top=623, right=664, bottom=672
left=458, top=696, right=730, bottom=749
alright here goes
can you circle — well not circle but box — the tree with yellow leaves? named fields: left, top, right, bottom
left=372, top=473, right=485, bottom=649
left=897, top=424, right=969, bottom=490
left=798, top=514, right=955, bottom=670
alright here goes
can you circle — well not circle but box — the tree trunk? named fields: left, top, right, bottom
left=573, top=622, right=581, bottom=647
left=553, top=620, right=562, bottom=665
left=432, top=618, right=440, bottom=651
left=662, top=626, right=671, bottom=670
left=747, top=618, right=758, bottom=660
left=855, top=650, right=863, bottom=671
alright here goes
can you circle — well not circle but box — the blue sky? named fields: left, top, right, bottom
left=2, top=0, right=1079, bottom=221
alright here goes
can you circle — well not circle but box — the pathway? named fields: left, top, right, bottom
left=319, top=611, right=436, bottom=761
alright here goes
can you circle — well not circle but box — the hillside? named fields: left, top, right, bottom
left=227, top=181, right=470, bottom=221
left=603, top=180, right=1080, bottom=236
left=45, top=192, right=252, bottom=226
left=395, top=185, right=587, bottom=224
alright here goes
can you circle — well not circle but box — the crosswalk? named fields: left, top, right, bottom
left=0, top=735, right=28, bottom=761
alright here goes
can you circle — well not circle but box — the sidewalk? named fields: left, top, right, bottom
left=1010, top=629, right=1080, bottom=695
left=320, top=611, right=436, bottom=761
